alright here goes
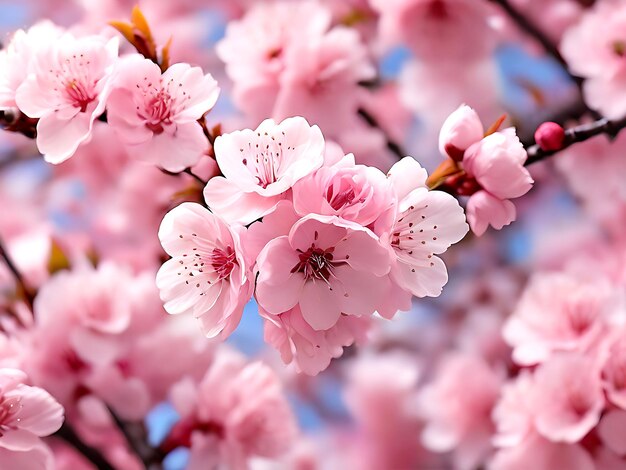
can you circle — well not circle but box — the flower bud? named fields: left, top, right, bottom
left=534, top=122, right=565, bottom=152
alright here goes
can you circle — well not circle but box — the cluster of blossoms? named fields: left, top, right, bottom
left=0, top=261, right=297, bottom=469
left=0, top=0, right=625, bottom=469
left=416, top=237, right=626, bottom=470
left=216, top=1, right=386, bottom=166
left=436, top=105, right=534, bottom=235
left=0, top=21, right=219, bottom=170
left=157, top=115, right=469, bottom=375
left=560, top=0, right=626, bottom=119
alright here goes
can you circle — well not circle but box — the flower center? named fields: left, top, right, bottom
left=142, top=90, right=173, bottom=134
left=565, top=297, right=598, bottom=335
left=0, top=395, right=21, bottom=433
left=240, top=132, right=289, bottom=189
left=209, top=246, right=236, bottom=281
left=326, top=181, right=357, bottom=211
left=568, top=390, right=591, bottom=417
left=66, top=80, right=95, bottom=112
left=292, top=245, right=336, bottom=285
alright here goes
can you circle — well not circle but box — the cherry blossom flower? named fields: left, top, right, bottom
left=344, top=353, right=429, bottom=470
left=216, top=1, right=332, bottom=122
left=168, top=349, right=297, bottom=469
left=438, top=103, right=485, bottom=160
left=291, top=153, right=395, bottom=234
left=25, top=261, right=214, bottom=421
left=204, top=117, right=325, bottom=224
left=560, top=1, right=626, bottom=118
left=503, top=272, right=616, bottom=366
left=529, top=353, right=604, bottom=443
left=384, top=157, right=468, bottom=310
left=156, top=202, right=253, bottom=339
left=107, top=55, right=220, bottom=172
left=419, top=353, right=502, bottom=470
left=261, top=305, right=371, bottom=375
left=255, top=214, right=391, bottom=331
left=489, top=431, right=595, bottom=470
left=599, top=327, right=626, bottom=410
left=15, top=33, right=118, bottom=163
left=272, top=25, right=375, bottom=133
left=0, top=21, right=63, bottom=111
left=0, top=368, right=64, bottom=470
left=492, top=371, right=535, bottom=449
left=439, top=105, right=533, bottom=235
left=26, top=262, right=147, bottom=410
left=370, top=0, right=498, bottom=63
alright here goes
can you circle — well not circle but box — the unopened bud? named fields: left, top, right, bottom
left=535, top=122, right=565, bottom=152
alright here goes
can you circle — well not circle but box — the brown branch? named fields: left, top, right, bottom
left=160, top=167, right=206, bottom=186
left=488, top=0, right=584, bottom=89
left=0, top=237, right=33, bottom=313
left=357, top=108, right=405, bottom=160
left=525, top=115, right=626, bottom=165
left=0, top=110, right=38, bottom=139
left=109, top=408, right=166, bottom=469
left=55, top=422, right=116, bottom=470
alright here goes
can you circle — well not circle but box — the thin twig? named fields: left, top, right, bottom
left=109, top=408, right=166, bottom=469
left=55, top=422, right=116, bottom=470
left=357, top=108, right=405, bottom=160
left=0, top=237, right=33, bottom=312
left=525, top=115, right=626, bottom=165
left=489, top=0, right=573, bottom=76
left=160, top=167, right=206, bottom=186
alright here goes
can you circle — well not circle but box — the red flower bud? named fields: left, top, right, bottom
left=535, top=122, right=565, bottom=152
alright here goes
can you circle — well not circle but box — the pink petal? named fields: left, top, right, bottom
left=333, top=229, right=390, bottom=277
left=336, top=266, right=387, bottom=316
left=392, top=255, right=449, bottom=298
left=0, top=444, right=53, bottom=470
left=299, top=281, right=342, bottom=331
left=13, top=381, right=61, bottom=438
left=204, top=177, right=283, bottom=224
left=438, top=104, right=484, bottom=156
left=256, top=238, right=305, bottom=314
left=128, top=121, right=207, bottom=172
left=598, top=410, right=626, bottom=456
left=466, top=190, right=516, bottom=236
left=288, top=215, right=347, bottom=252
left=106, top=88, right=152, bottom=145
left=0, top=429, right=41, bottom=451
left=37, top=112, right=93, bottom=164
left=387, top=157, right=428, bottom=202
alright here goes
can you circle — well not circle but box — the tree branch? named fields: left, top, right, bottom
left=159, top=167, right=206, bottom=186
left=525, top=115, right=626, bottom=165
left=55, top=422, right=116, bottom=470
left=0, top=237, right=33, bottom=313
left=357, top=108, right=405, bottom=160
left=489, top=1, right=569, bottom=71
left=109, top=408, right=166, bottom=469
